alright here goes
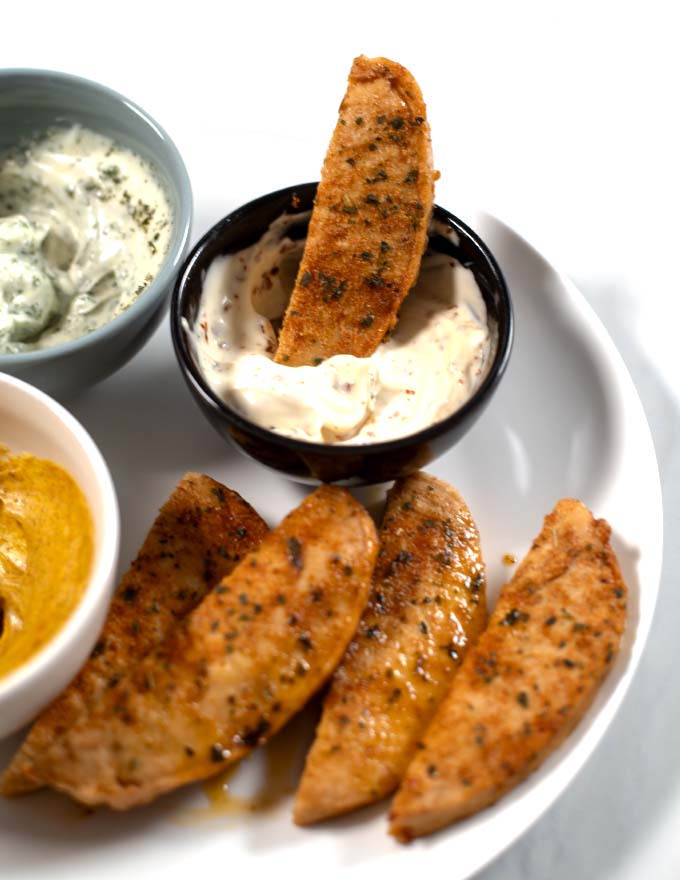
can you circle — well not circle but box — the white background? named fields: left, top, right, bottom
left=4, top=1, right=679, bottom=877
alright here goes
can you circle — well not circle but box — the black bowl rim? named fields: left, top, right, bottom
left=171, top=182, right=513, bottom=458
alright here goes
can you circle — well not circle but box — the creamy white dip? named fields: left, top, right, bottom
left=189, top=215, right=491, bottom=445
left=0, top=126, right=172, bottom=353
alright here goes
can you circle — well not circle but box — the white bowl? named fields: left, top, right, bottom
left=0, top=373, right=119, bottom=738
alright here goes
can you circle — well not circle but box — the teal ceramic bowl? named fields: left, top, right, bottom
left=0, top=69, right=192, bottom=398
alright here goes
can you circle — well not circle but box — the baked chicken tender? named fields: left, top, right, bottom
left=390, top=498, right=628, bottom=842
left=26, top=485, right=378, bottom=810
left=1, top=474, right=268, bottom=796
left=294, top=472, right=487, bottom=825
left=275, top=55, right=436, bottom=367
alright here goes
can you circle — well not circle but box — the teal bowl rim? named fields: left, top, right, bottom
left=0, top=67, right=193, bottom=366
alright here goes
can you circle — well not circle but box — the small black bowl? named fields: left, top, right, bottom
left=171, top=183, right=513, bottom=485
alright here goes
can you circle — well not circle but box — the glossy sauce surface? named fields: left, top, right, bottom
left=0, top=450, right=93, bottom=678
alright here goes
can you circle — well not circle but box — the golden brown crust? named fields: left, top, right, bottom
left=275, top=55, right=435, bottom=366
left=28, top=486, right=378, bottom=810
left=1, top=474, right=268, bottom=796
left=389, top=499, right=628, bottom=842
left=294, top=472, right=487, bottom=824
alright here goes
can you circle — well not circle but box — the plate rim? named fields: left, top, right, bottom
left=0, top=210, right=664, bottom=879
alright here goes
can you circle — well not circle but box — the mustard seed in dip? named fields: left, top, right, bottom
left=188, top=215, right=492, bottom=445
left=0, top=125, right=172, bottom=353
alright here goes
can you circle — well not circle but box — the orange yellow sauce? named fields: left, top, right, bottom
left=0, top=450, right=93, bottom=678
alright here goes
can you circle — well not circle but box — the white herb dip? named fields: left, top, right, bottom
left=0, top=126, right=172, bottom=353
left=189, top=215, right=491, bottom=445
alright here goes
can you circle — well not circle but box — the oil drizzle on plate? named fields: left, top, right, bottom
left=189, top=701, right=320, bottom=820
left=202, top=725, right=298, bottom=815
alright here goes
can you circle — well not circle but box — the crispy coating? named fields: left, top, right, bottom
left=294, top=472, right=487, bottom=824
left=390, top=499, right=628, bottom=842
left=275, top=55, right=436, bottom=366
left=1, top=474, right=268, bottom=796
left=28, top=485, right=378, bottom=810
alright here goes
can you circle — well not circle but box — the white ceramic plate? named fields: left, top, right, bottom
left=0, top=212, right=662, bottom=880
